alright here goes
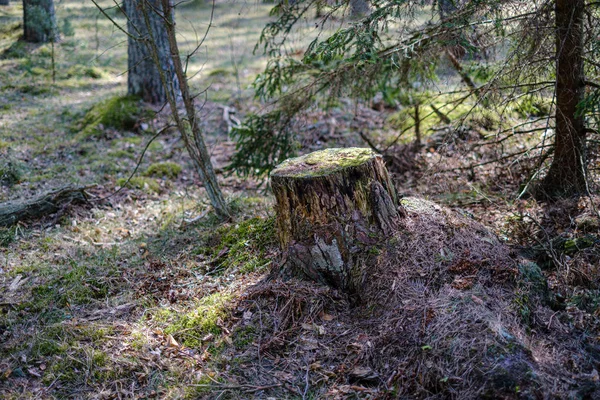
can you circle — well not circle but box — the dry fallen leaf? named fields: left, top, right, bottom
left=320, top=313, right=335, bottom=321
left=166, top=335, right=180, bottom=348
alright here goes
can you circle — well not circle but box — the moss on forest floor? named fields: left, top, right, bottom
left=76, top=95, right=144, bottom=138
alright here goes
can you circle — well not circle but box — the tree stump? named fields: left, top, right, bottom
left=271, top=148, right=403, bottom=292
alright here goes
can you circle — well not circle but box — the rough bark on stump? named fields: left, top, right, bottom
left=271, top=148, right=403, bottom=292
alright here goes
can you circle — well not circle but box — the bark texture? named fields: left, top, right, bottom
left=541, top=0, right=586, bottom=196
left=23, top=0, right=57, bottom=43
left=271, top=148, right=403, bottom=292
left=125, top=0, right=178, bottom=105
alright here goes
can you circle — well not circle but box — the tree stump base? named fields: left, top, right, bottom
left=271, top=148, right=403, bottom=292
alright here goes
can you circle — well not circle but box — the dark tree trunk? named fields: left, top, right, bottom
left=23, top=0, right=57, bottom=43
left=271, top=148, right=403, bottom=293
left=125, top=0, right=178, bottom=105
left=541, top=0, right=586, bottom=197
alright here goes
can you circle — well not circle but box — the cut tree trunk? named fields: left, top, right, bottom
left=0, top=186, right=88, bottom=227
left=271, top=148, right=403, bottom=292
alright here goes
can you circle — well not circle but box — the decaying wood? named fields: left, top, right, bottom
left=0, top=186, right=89, bottom=227
left=271, top=148, right=404, bottom=292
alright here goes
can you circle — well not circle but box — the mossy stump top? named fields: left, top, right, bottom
left=272, top=148, right=376, bottom=179
left=271, top=148, right=402, bottom=292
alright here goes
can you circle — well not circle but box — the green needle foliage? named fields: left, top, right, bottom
left=231, top=0, right=600, bottom=195
left=229, top=0, right=510, bottom=176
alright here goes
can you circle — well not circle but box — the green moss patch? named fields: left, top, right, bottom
left=197, top=216, right=276, bottom=274
left=64, top=65, right=106, bottom=80
left=272, top=148, right=375, bottom=178
left=163, top=292, right=232, bottom=348
left=116, top=176, right=161, bottom=193
left=77, top=95, right=143, bottom=138
left=144, top=162, right=182, bottom=179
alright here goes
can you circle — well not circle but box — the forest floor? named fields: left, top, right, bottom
left=1, top=0, right=600, bottom=399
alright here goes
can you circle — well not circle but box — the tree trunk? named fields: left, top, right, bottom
left=125, top=0, right=178, bottom=105
left=271, top=148, right=403, bottom=292
left=541, top=0, right=586, bottom=197
left=157, top=0, right=230, bottom=218
left=23, top=0, right=57, bottom=43
left=349, top=0, right=369, bottom=18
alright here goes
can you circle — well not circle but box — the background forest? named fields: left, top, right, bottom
left=1, top=0, right=600, bottom=398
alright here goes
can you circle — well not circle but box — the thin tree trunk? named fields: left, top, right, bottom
left=151, top=0, right=229, bottom=217
left=125, top=0, right=178, bottom=104
left=414, top=102, right=421, bottom=148
left=541, top=0, right=586, bottom=197
left=23, top=0, right=57, bottom=43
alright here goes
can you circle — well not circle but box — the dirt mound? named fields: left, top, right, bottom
left=226, top=198, right=600, bottom=399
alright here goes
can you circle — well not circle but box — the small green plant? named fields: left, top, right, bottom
left=515, top=95, right=550, bottom=118
left=0, top=159, right=23, bottom=186
left=1, top=41, right=29, bottom=59
left=0, top=227, right=16, bottom=247
left=61, top=18, right=75, bottom=37
left=228, top=111, right=299, bottom=177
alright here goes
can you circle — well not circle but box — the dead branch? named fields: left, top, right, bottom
left=0, top=186, right=91, bottom=227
